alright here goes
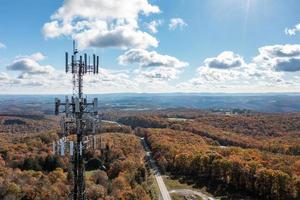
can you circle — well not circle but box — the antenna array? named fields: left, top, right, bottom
left=54, top=41, right=100, bottom=200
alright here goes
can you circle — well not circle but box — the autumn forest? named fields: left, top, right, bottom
left=0, top=109, right=300, bottom=200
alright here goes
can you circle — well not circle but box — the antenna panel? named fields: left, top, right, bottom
left=65, top=52, right=69, bottom=73
left=55, top=98, right=60, bottom=115
left=96, top=56, right=99, bottom=74
left=60, top=120, right=65, bottom=135
left=93, top=54, right=96, bottom=74
left=52, top=142, right=56, bottom=155
left=60, top=139, right=65, bottom=156
left=79, top=142, right=83, bottom=156
left=93, top=135, right=96, bottom=150
left=75, top=98, right=80, bottom=113
left=70, top=141, right=74, bottom=156
left=84, top=54, right=87, bottom=73
left=92, top=122, right=96, bottom=134
left=71, top=55, right=75, bottom=73
left=65, top=96, right=69, bottom=116
left=93, top=98, right=98, bottom=113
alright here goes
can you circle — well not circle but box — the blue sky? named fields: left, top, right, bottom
left=0, top=0, right=300, bottom=94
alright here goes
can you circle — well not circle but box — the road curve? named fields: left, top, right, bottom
left=141, top=138, right=172, bottom=200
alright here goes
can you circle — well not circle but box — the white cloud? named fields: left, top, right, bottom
left=169, top=18, right=187, bottom=30
left=137, top=67, right=180, bottom=81
left=2, top=43, right=300, bottom=93
left=145, top=20, right=163, bottom=33
left=285, top=24, right=300, bottom=36
left=15, top=72, right=67, bottom=87
left=257, top=44, right=300, bottom=58
left=6, top=52, right=54, bottom=75
left=274, top=58, right=300, bottom=72
left=0, top=50, right=138, bottom=93
left=43, top=21, right=73, bottom=38
left=85, top=68, right=133, bottom=86
left=0, top=42, right=6, bottom=49
left=10, top=67, right=136, bottom=93
left=29, top=52, right=46, bottom=61
left=50, top=0, right=159, bottom=22
left=74, top=23, right=158, bottom=49
left=43, top=0, right=160, bottom=49
left=119, top=49, right=188, bottom=69
left=179, top=46, right=294, bottom=91
left=0, top=73, right=13, bottom=85
left=204, top=51, right=245, bottom=69
left=119, top=49, right=189, bottom=81
left=254, top=44, right=300, bottom=72
left=196, top=66, right=243, bottom=83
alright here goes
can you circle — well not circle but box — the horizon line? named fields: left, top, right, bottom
left=0, top=92, right=300, bottom=95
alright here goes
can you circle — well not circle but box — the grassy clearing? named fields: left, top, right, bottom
left=171, top=193, right=204, bottom=200
left=170, top=194, right=185, bottom=200
left=163, top=175, right=196, bottom=190
left=163, top=175, right=218, bottom=200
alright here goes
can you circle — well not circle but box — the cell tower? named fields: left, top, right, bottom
left=54, top=41, right=100, bottom=200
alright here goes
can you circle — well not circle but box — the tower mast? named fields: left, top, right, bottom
left=55, top=41, right=100, bottom=200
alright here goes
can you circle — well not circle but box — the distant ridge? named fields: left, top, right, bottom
left=0, top=93, right=300, bottom=113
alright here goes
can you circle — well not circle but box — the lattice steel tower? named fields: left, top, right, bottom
left=55, top=41, right=99, bottom=200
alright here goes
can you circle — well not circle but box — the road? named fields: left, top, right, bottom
left=141, top=137, right=218, bottom=200
left=141, top=137, right=172, bottom=200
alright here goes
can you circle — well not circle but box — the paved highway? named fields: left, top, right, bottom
left=141, top=138, right=172, bottom=200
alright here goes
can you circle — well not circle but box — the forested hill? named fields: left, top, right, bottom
left=1, top=93, right=300, bottom=114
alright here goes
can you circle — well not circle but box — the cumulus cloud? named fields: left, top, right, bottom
left=6, top=52, right=54, bottom=75
left=145, top=20, right=163, bottom=33
left=43, top=21, right=73, bottom=38
left=12, top=70, right=73, bottom=91
left=254, top=44, right=300, bottom=72
left=86, top=68, right=128, bottom=84
left=196, top=67, right=243, bottom=83
left=169, top=18, right=187, bottom=30
left=119, top=49, right=189, bottom=81
left=0, top=73, right=23, bottom=88
left=119, top=49, right=188, bottom=69
left=74, top=23, right=158, bottom=49
left=2, top=57, right=136, bottom=93
left=258, top=44, right=300, bottom=58
left=137, top=67, right=180, bottom=81
left=0, top=73, right=12, bottom=83
left=285, top=24, right=300, bottom=36
left=0, top=52, right=68, bottom=90
left=43, top=0, right=160, bottom=49
left=50, top=0, right=159, bottom=22
left=204, top=51, right=245, bottom=69
left=179, top=46, right=295, bottom=91
left=0, top=42, right=6, bottom=49
left=29, top=52, right=46, bottom=61
left=274, top=58, right=300, bottom=72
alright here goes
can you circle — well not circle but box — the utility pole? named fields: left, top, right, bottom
left=54, top=41, right=100, bottom=200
